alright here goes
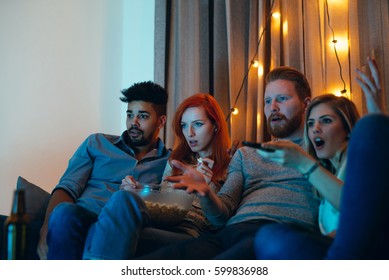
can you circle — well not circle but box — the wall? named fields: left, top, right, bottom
left=0, top=0, right=155, bottom=215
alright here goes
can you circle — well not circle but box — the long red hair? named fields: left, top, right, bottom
left=170, top=93, right=231, bottom=183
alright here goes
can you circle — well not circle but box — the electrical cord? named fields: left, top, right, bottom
left=226, top=0, right=276, bottom=121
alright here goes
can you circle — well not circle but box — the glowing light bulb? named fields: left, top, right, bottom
left=334, top=91, right=342, bottom=97
left=272, top=12, right=281, bottom=19
left=333, top=89, right=347, bottom=97
left=252, top=60, right=259, bottom=68
left=328, top=35, right=349, bottom=54
left=231, top=108, right=239, bottom=115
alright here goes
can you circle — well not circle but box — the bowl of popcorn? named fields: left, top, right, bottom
left=133, top=183, right=194, bottom=226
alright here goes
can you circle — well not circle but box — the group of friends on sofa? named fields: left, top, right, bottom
left=1, top=57, right=388, bottom=260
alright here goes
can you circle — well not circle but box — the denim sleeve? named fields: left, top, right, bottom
left=53, top=136, right=94, bottom=201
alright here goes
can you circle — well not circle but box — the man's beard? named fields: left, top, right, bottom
left=127, top=128, right=149, bottom=146
left=267, top=112, right=303, bottom=139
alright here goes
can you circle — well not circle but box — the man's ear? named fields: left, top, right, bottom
left=303, top=97, right=311, bottom=110
left=158, top=115, right=167, bottom=129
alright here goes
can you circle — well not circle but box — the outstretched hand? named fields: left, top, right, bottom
left=165, top=160, right=211, bottom=196
left=355, top=57, right=384, bottom=113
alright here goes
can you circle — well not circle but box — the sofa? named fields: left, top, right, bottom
left=0, top=176, right=191, bottom=259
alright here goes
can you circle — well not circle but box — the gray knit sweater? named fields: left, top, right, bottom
left=203, top=146, right=320, bottom=231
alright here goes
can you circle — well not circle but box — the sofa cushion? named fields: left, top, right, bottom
left=16, top=176, right=50, bottom=222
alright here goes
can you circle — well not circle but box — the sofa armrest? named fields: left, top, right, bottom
left=16, top=176, right=50, bottom=222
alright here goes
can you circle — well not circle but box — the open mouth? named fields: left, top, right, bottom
left=314, top=137, right=325, bottom=148
left=189, top=140, right=197, bottom=146
left=129, top=129, right=142, bottom=137
left=270, top=114, right=285, bottom=123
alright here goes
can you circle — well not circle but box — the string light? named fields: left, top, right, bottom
left=328, top=35, right=348, bottom=53
left=325, top=0, right=347, bottom=95
left=251, top=60, right=259, bottom=68
left=272, top=12, right=281, bottom=19
left=231, top=108, right=239, bottom=115
left=334, top=89, right=347, bottom=97
left=226, top=0, right=276, bottom=121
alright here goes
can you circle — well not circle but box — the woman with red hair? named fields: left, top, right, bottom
left=121, top=93, right=232, bottom=256
left=169, top=93, right=231, bottom=185
left=154, top=93, right=232, bottom=237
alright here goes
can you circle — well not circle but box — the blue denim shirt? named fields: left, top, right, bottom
left=53, top=131, right=170, bottom=215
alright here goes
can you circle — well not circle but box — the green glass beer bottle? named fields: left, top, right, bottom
left=3, top=189, right=29, bottom=259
